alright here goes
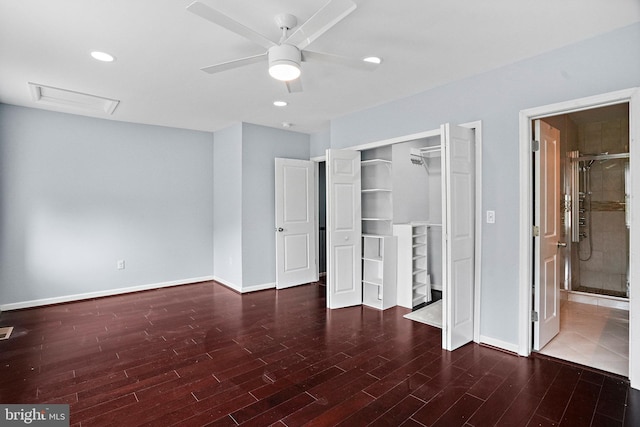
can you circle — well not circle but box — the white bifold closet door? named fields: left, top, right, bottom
left=325, top=149, right=362, bottom=309
left=441, top=124, right=476, bottom=351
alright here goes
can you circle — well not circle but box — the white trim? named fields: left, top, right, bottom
left=213, top=276, right=241, bottom=292
left=518, top=108, right=533, bottom=356
left=244, top=282, right=276, bottom=292
left=347, top=128, right=442, bottom=152
left=518, top=88, right=639, bottom=390
left=0, top=276, right=215, bottom=311
left=479, top=335, right=520, bottom=354
left=213, top=276, right=276, bottom=293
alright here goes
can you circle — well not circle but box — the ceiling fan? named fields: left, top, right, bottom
left=186, top=0, right=379, bottom=92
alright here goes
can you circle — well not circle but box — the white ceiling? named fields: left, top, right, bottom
left=1, top=0, right=638, bottom=134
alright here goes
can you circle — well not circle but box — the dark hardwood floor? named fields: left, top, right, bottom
left=1, top=280, right=638, bottom=426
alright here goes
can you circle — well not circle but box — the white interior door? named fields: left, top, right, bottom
left=275, top=158, right=317, bottom=289
left=442, top=124, right=476, bottom=351
left=533, top=120, right=561, bottom=350
left=326, top=149, right=362, bottom=309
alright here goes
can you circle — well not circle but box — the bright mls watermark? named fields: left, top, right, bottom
left=1, top=405, right=69, bottom=426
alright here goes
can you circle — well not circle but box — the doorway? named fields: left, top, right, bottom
left=320, top=121, right=483, bottom=351
left=518, top=88, right=640, bottom=390
left=535, top=105, right=630, bottom=376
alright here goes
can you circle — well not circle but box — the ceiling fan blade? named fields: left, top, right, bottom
left=186, top=1, right=276, bottom=50
left=302, top=50, right=378, bottom=71
left=201, top=53, right=268, bottom=74
left=285, top=78, right=303, bottom=93
left=284, top=0, right=356, bottom=50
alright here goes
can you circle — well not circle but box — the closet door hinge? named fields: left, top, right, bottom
left=531, top=311, right=539, bottom=322
left=533, top=225, right=540, bottom=237
left=532, top=140, right=540, bottom=152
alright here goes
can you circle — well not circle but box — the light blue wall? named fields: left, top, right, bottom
left=241, top=123, right=310, bottom=288
left=0, top=104, right=214, bottom=305
left=327, top=23, right=640, bottom=346
left=212, top=123, right=243, bottom=288
left=310, top=128, right=330, bottom=158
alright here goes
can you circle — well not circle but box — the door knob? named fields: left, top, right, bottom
left=557, top=242, right=567, bottom=248
left=276, top=227, right=284, bottom=232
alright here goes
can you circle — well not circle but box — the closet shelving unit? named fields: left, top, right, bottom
left=361, top=159, right=393, bottom=235
left=361, top=157, right=396, bottom=309
left=411, top=223, right=431, bottom=307
left=362, top=234, right=396, bottom=309
left=394, top=222, right=440, bottom=309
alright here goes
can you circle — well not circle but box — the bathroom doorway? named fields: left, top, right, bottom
left=534, top=104, right=630, bottom=376
left=519, top=88, right=639, bottom=389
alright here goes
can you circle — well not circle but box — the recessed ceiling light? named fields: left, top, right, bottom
left=282, top=122, right=292, bottom=128
left=91, top=51, right=115, bottom=62
left=273, top=100, right=288, bottom=107
left=363, top=56, right=382, bottom=64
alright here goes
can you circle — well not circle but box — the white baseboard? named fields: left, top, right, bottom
left=244, top=282, right=275, bottom=292
left=0, top=276, right=215, bottom=311
left=479, top=335, right=520, bottom=354
left=213, top=276, right=275, bottom=294
left=212, top=276, right=241, bottom=293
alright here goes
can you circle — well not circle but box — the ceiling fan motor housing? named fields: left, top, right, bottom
left=268, top=44, right=302, bottom=81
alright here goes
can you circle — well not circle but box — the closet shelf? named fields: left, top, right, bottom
left=363, top=217, right=393, bottom=221
left=361, top=159, right=392, bottom=166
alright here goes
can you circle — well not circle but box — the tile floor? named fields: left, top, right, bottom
left=539, top=299, right=629, bottom=377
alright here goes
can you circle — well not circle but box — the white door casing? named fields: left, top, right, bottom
left=441, top=124, right=476, bottom=351
left=326, top=149, right=362, bottom=309
left=533, top=120, right=561, bottom=350
left=275, top=158, right=317, bottom=289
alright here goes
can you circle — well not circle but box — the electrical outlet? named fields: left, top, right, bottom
left=117, top=260, right=125, bottom=270
left=486, top=210, right=496, bottom=224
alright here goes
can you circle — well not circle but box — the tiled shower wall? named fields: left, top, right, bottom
left=576, top=117, right=629, bottom=296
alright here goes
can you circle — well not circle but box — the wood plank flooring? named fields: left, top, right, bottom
left=1, top=280, right=638, bottom=426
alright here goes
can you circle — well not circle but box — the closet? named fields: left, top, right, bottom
left=326, top=123, right=476, bottom=351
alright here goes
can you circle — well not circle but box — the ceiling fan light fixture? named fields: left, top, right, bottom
left=268, top=44, right=301, bottom=81
left=269, top=62, right=301, bottom=81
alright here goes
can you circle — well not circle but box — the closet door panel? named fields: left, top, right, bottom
left=442, top=124, right=475, bottom=351
left=326, top=149, right=362, bottom=309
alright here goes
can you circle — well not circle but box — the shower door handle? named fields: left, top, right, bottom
left=557, top=242, right=567, bottom=248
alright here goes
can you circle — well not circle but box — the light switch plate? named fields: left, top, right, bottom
left=486, top=210, right=496, bottom=224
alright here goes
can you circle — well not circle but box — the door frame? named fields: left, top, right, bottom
left=517, top=88, right=640, bottom=389
left=311, top=120, right=483, bottom=343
